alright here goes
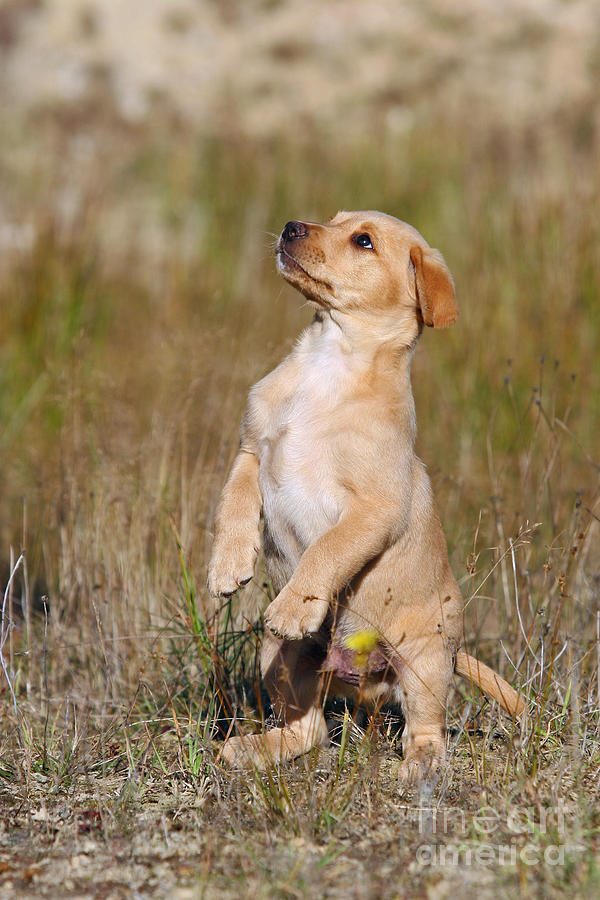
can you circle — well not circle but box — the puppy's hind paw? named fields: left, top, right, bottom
left=397, top=743, right=445, bottom=786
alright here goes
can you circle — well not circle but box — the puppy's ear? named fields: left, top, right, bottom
left=410, top=246, right=458, bottom=328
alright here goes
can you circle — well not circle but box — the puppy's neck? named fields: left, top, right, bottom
left=312, top=309, right=416, bottom=372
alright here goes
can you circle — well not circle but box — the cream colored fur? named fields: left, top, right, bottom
left=208, top=210, right=524, bottom=781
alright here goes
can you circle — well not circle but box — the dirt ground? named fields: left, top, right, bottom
left=2, top=731, right=596, bottom=900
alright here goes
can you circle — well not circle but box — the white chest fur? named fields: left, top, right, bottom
left=256, top=321, right=356, bottom=560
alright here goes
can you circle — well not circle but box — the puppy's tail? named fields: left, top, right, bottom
left=455, top=650, right=525, bottom=718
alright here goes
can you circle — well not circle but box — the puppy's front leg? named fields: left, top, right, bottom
left=265, top=500, right=397, bottom=639
left=208, top=450, right=262, bottom=600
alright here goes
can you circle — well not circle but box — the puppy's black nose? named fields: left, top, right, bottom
left=282, top=220, right=309, bottom=242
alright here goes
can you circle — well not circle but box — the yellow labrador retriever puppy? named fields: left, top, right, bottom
left=208, top=211, right=524, bottom=781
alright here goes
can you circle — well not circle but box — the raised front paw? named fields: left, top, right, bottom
left=264, top=584, right=329, bottom=640
left=207, top=531, right=259, bottom=598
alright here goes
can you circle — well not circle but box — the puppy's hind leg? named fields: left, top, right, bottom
left=220, top=630, right=329, bottom=767
left=393, top=637, right=453, bottom=784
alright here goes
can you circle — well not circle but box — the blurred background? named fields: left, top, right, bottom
left=1, top=0, right=599, bottom=699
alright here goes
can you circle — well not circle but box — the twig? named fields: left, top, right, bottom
left=597, top=611, right=600, bottom=712
left=1, top=552, right=25, bottom=740
left=510, top=537, right=540, bottom=668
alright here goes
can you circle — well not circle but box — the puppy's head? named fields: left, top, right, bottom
left=276, top=210, right=457, bottom=342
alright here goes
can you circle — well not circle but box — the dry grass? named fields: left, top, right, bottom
left=1, top=107, right=600, bottom=898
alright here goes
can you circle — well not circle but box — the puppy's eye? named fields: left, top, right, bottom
left=353, top=233, right=374, bottom=250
